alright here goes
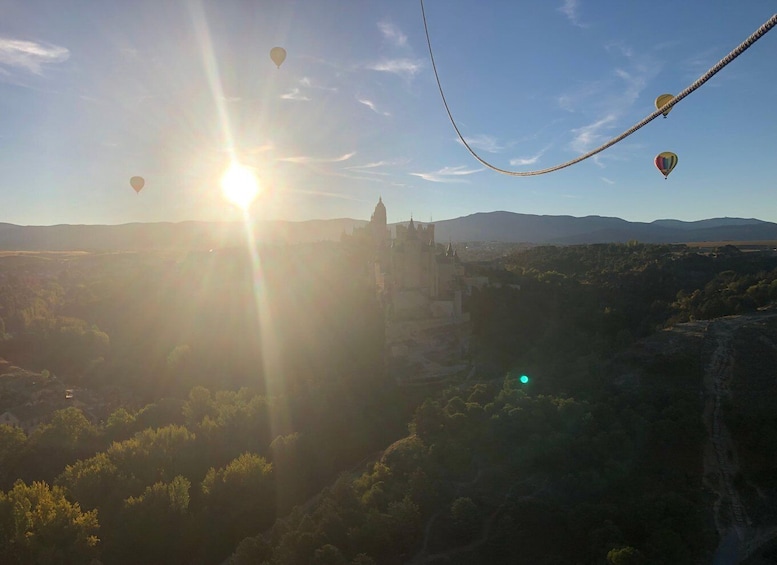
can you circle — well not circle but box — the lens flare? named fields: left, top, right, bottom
left=221, top=162, right=260, bottom=210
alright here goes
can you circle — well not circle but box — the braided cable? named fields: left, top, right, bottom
left=420, top=2, right=777, bottom=176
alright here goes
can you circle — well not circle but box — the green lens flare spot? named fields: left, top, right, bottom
left=520, top=375, right=529, bottom=384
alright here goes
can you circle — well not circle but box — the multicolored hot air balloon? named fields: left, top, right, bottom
left=270, top=47, right=286, bottom=69
left=654, top=152, right=678, bottom=179
left=130, top=176, right=145, bottom=193
left=655, top=94, right=675, bottom=118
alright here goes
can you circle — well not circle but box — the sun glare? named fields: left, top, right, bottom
left=221, top=162, right=260, bottom=210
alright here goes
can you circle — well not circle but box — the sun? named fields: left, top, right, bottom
left=221, top=161, right=260, bottom=210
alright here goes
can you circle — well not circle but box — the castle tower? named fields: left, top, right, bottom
left=370, top=197, right=388, bottom=247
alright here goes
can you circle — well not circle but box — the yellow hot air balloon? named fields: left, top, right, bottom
left=130, top=176, right=145, bottom=193
left=655, top=93, right=675, bottom=118
left=270, top=47, right=286, bottom=69
left=654, top=152, right=678, bottom=179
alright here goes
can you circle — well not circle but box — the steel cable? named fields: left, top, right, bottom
left=420, top=2, right=777, bottom=176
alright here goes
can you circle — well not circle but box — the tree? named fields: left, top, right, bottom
left=228, top=535, right=271, bottom=565
left=313, top=544, right=348, bottom=565
left=30, top=407, right=97, bottom=452
left=106, top=476, right=191, bottom=565
left=0, top=425, right=27, bottom=489
left=607, top=546, right=646, bottom=565
left=198, top=453, right=275, bottom=563
left=103, top=407, right=136, bottom=442
left=182, top=385, right=215, bottom=426
left=27, top=407, right=99, bottom=483
left=0, top=480, right=99, bottom=565
left=450, top=496, right=480, bottom=539
left=56, top=452, right=127, bottom=522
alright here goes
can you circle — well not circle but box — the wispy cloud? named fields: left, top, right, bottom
left=558, top=0, right=587, bottom=28
left=604, top=43, right=661, bottom=107
left=345, top=161, right=389, bottom=175
left=278, top=152, right=356, bottom=164
left=557, top=41, right=661, bottom=164
left=367, top=58, right=423, bottom=78
left=569, top=114, right=616, bottom=154
left=680, top=47, right=732, bottom=84
left=378, top=21, right=408, bottom=48
left=600, top=177, right=615, bottom=185
left=291, top=188, right=365, bottom=202
left=613, top=68, right=647, bottom=106
left=410, top=165, right=484, bottom=183
left=299, top=76, right=337, bottom=92
left=358, top=97, right=391, bottom=116
left=458, top=134, right=504, bottom=153
left=556, top=81, right=605, bottom=113
left=0, top=37, right=69, bottom=74
left=281, top=88, right=311, bottom=101
left=510, top=147, right=549, bottom=166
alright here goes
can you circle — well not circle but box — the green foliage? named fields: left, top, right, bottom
left=450, top=496, right=479, bottom=534
left=201, top=452, right=273, bottom=517
left=104, top=407, right=136, bottom=442
left=4, top=243, right=754, bottom=562
left=106, top=476, right=191, bottom=565
left=0, top=480, right=99, bottom=565
left=607, top=546, right=645, bottom=565
left=182, top=385, right=216, bottom=426
left=30, top=407, right=97, bottom=452
left=0, top=425, right=27, bottom=489
left=228, top=534, right=272, bottom=565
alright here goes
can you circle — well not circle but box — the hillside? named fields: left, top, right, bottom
left=1, top=214, right=776, bottom=251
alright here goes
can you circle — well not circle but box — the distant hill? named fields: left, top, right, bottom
left=0, top=219, right=368, bottom=252
left=0, top=213, right=775, bottom=251
left=428, top=212, right=777, bottom=245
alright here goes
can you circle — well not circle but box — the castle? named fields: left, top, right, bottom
left=345, top=198, right=472, bottom=383
left=349, top=197, right=464, bottom=320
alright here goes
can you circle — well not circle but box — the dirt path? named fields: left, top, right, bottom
left=702, top=311, right=777, bottom=563
left=703, top=317, right=750, bottom=539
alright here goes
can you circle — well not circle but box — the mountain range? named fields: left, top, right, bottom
left=1, top=213, right=776, bottom=251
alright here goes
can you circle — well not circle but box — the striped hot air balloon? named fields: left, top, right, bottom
left=654, top=152, right=678, bottom=179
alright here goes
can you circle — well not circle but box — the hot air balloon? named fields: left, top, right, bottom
left=654, top=152, right=678, bottom=179
left=130, top=176, right=145, bottom=193
left=655, top=94, right=675, bottom=118
left=270, top=47, right=286, bottom=69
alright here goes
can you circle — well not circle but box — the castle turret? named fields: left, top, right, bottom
left=371, top=197, right=388, bottom=246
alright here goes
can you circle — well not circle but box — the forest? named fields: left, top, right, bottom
left=1, top=241, right=777, bottom=564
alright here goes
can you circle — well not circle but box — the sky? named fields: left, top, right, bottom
left=0, top=0, right=775, bottom=226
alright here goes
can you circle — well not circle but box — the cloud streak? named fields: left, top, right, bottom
left=345, top=161, right=391, bottom=175
left=280, top=88, right=311, bottom=101
left=558, top=0, right=587, bottom=28
left=569, top=114, right=616, bottom=154
left=378, top=22, right=407, bottom=48
left=358, top=97, right=390, bottom=116
left=458, top=134, right=505, bottom=153
left=367, top=58, right=423, bottom=78
left=300, top=76, right=337, bottom=92
left=410, top=165, right=484, bottom=183
left=510, top=147, right=549, bottom=166
left=0, top=37, right=69, bottom=74
left=291, top=188, right=365, bottom=202
left=556, top=41, right=662, bottom=164
left=278, top=152, right=356, bottom=164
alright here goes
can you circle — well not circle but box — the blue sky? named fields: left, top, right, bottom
left=0, top=0, right=775, bottom=226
